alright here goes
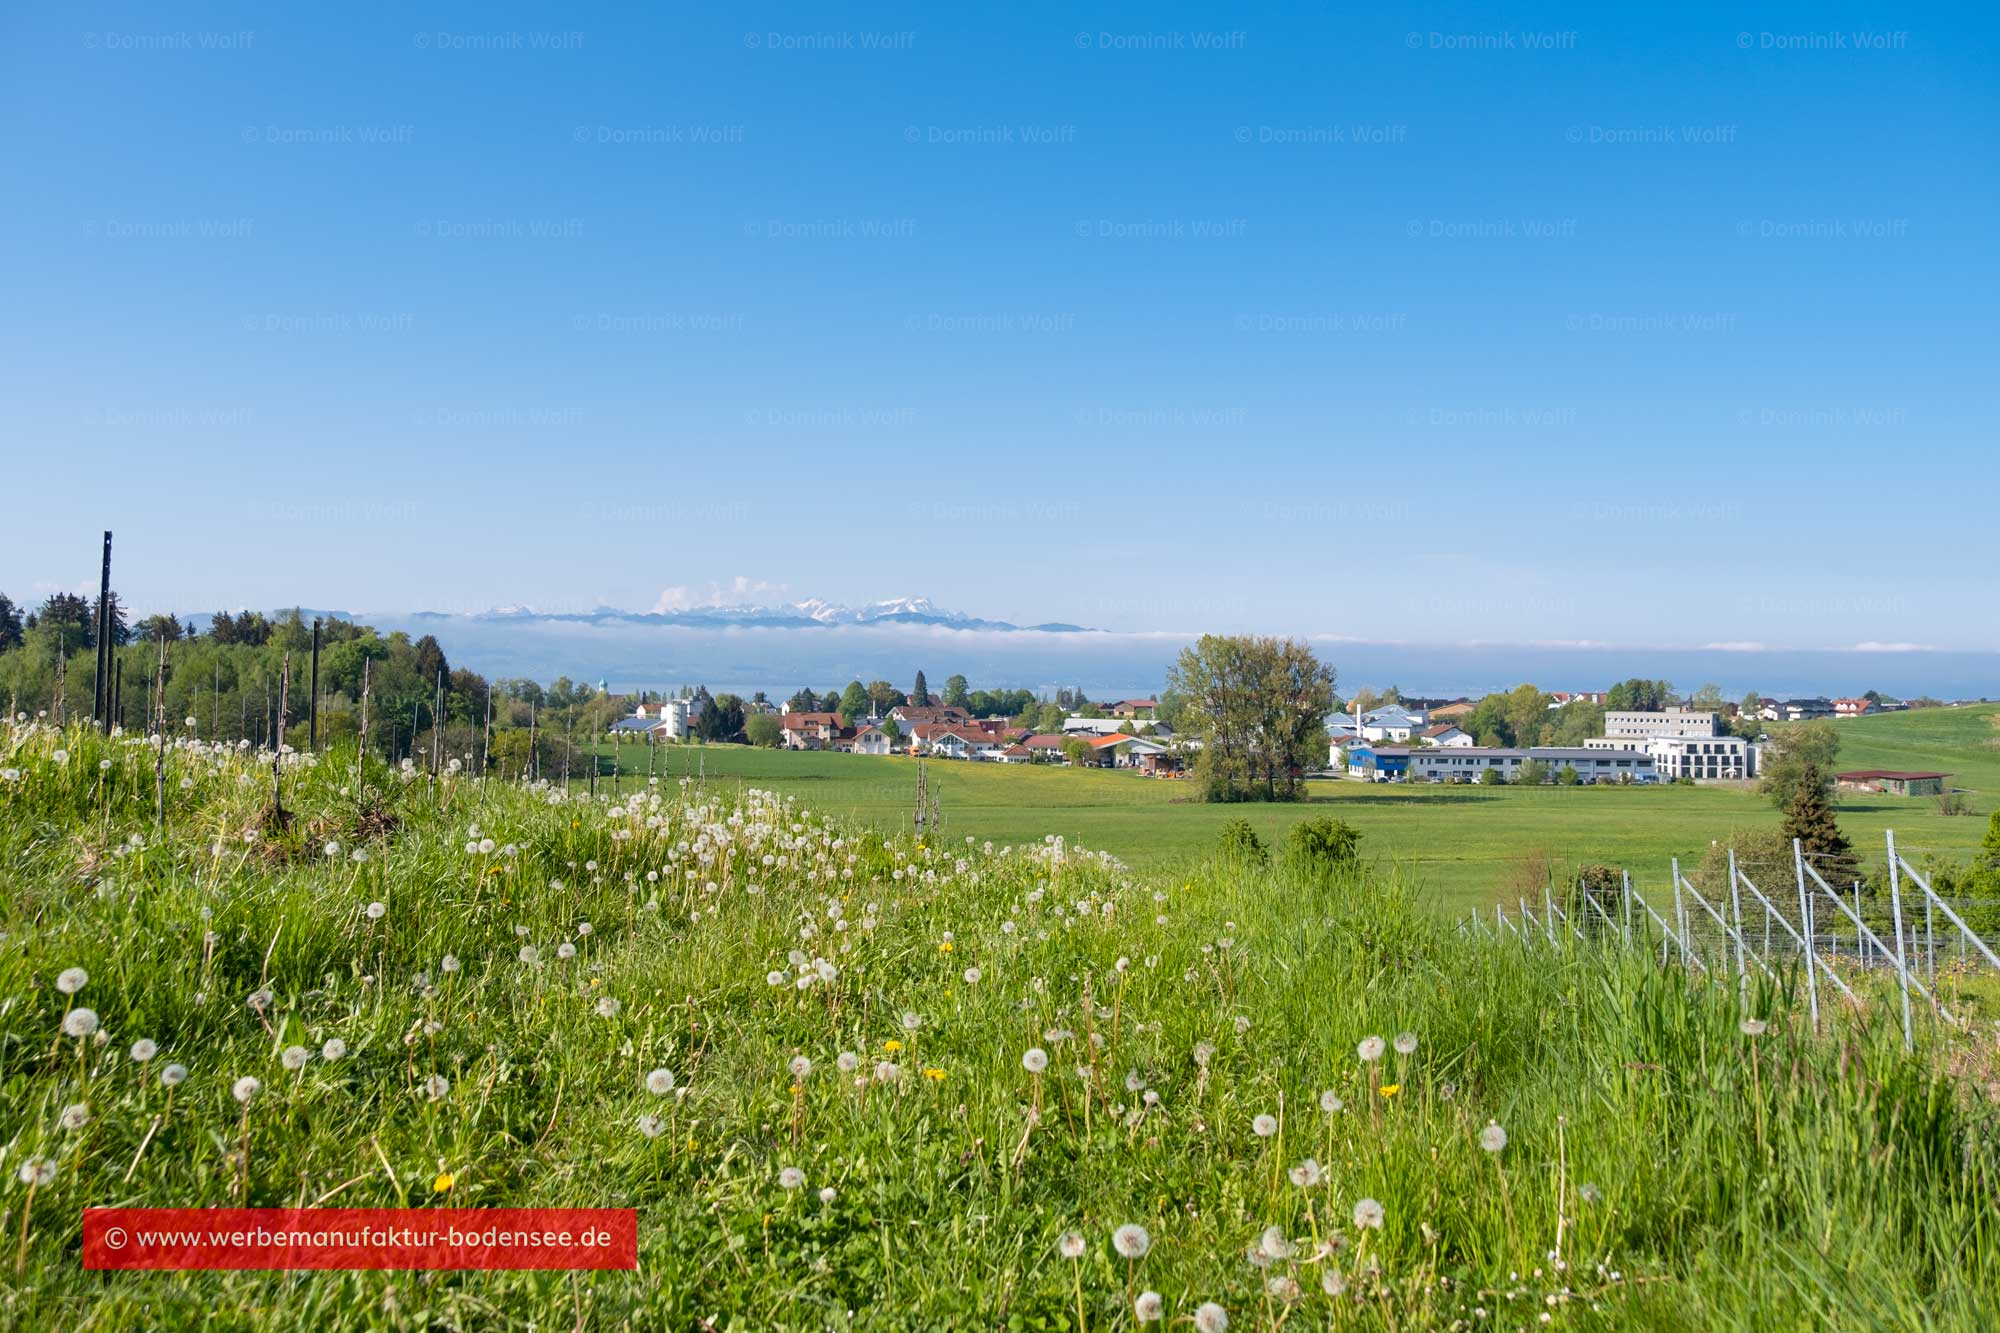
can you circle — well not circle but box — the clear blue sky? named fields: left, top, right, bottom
left=3, top=2, right=1994, bottom=653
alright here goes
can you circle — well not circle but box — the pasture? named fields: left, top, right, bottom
left=578, top=704, right=2000, bottom=911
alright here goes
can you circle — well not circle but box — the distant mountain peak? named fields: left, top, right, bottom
left=461, top=595, right=1084, bottom=633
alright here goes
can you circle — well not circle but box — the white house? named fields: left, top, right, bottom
left=1418, top=724, right=1472, bottom=747
left=850, top=726, right=895, bottom=756
left=609, top=697, right=704, bottom=740
left=1360, top=705, right=1428, bottom=742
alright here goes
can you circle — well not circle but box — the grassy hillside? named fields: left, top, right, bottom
left=575, top=718, right=1998, bottom=910
left=2, top=723, right=1995, bottom=1330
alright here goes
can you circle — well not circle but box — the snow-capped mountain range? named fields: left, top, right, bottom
left=459, top=596, right=1090, bottom=634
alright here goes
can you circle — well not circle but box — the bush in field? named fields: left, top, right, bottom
left=1284, top=816, right=1360, bottom=877
left=1216, top=817, right=1268, bottom=866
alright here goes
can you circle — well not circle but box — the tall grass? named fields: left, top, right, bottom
left=1, top=721, right=1994, bottom=1329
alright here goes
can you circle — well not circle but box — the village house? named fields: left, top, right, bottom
left=889, top=703, right=971, bottom=729
left=1831, top=697, right=1879, bottom=718
left=779, top=711, right=843, bottom=750
left=608, top=696, right=704, bottom=740
left=1105, top=698, right=1158, bottom=719
left=1418, top=723, right=1472, bottom=747
left=849, top=725, right=895, bottom=756
left=1359, top=704, right=1428, bottom=742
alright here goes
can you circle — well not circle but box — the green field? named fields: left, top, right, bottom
left=579, top=705, right=1999, bottom=911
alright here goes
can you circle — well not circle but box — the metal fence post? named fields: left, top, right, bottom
left=1886, top=831, right=1914, bottom=1050
left=1621, top=869, right=1633, bottom=948
left=1853, top=882, right=1863, bottom=965
left=1545, top=884, right=1557, bottom=947
left=1794, top=838, right=1819, bottom=1032
left=1728, top=848, right=1747, bottom=1004
left=1672, top=856, right=1687, bottom=968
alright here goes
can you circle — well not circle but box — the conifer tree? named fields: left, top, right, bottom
left=1780, top=761, right=1852, bottom=863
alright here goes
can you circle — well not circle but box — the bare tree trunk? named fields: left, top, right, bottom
left=93, top=530, right=113, bottom=732
left=309, top=617, right=321, bottom=752
left=357, top=659, right=371, bottom=808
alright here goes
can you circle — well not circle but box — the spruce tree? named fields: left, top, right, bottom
left=1780, top=761, right=1851, bottom=863
left=912, top=671, right=929, bottom=706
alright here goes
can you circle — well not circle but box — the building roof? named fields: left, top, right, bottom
left=781, top=712, right=841, bottom=728
left=1421, top=723, right=1464, bottom=738
left=1836, top=770, right=1951, bottom=781
left=1019, top=733, right=1068, bottom=749
left=1108, top=698, right=1158, bottom=710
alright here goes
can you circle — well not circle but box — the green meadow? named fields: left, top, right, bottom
left=3, top=721, right=1996, bottom=1329
left=581, top=705, right=2000, bottom=912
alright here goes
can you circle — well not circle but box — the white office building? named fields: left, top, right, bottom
left=1408, top=747, right=1657, bottom=784
left=1602, top=709, right=1719, bottom=739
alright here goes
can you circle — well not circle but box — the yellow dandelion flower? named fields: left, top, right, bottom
left=923, top=1068, right=945, bottom=1081
left=433, top=1171, right=455, bottom=1193
left=1379, top=1083, right=1402, bottom=1098
left=884, top=1039, right=903, bottom=1054
left=789, top=1083, right=802, bottom=1095
left=939, top=941, right=953, bottom=953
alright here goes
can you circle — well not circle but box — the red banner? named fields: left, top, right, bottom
left=83, top=1208, right=638, bottom=1270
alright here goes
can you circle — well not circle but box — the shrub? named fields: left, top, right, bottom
left=1216, top=818, right=1268, bottom=866
left=1284, top=817, right=1360, bottom=877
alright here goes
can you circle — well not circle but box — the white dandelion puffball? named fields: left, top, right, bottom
left=323, top=841, right=340, bottom=858
left=1319, top=1090, right=1344, bottom=1114
left=1135, top=1291, right=1164, bottom=1323
left=1265, top=1276, right=1301, bottom=1304
left=60, top=1103, right=91, bottom=1130
left=836, top=1051, right=859, bottom=1073
left=63, top=1008, right=99, bottom=1039
left=1259, top=1225, right=1292, bottom=1260
left=1394, top=1032, right=1419, bottom=1055
left=232, top=1075, right=262, bottom=1104
left=440, top=954, right=460, bottom=973
left=321, top=1039, right=347, bottom=1061
left=161, top=1063, right=188, bottom=1087
left=766, top=970, right=786, bottom=987
left=637, top=1113, right=665, bottom=1139
left=778, top=1166, right=806, bottom=1190
left=557, top=943, right=577, bottom=961
left=1357, top=1035, right=1386, bottom=1062
left=1252, top=1114, right=1278, bottom=1138
left=365, top=901, right=386, bottom=920
left=281, top=1045, right=310, bottom=1071
left=1288, top=1158, right=1324, bottom=1187
left=962, top=966, right=981, bottom=984
left=789, top=1055, right=812, bottom=1079
left=646, top=1068, right=676, bottom=1095
left=56, top=967, right=89, bottom=995
left=1058, top=1231, right=1087, bottom=1259
left=1321, top=1269, right=1348, bottom=1296
left=1193, top=1301, right=1230, bottom=1333
left=1480, top=1121, right=1509, bottom=1154
left=518, top=945, right=540, bottom=966
left=17, top=1158, right=57, bottom=1187
left=1113, top=1223, right=1152, bottom=1258
left=596, top=996, right=621, bottom=1018
left=130, top=1038, right=158, bottom=1062
left=1740, top=1017, right=1768, bottom=1037
left=1352, top=1197, right=1384, bottom=1230
left=576, top=922, right=592, bottom=936
left=818, top=1186, right=837, bottom=1204
left=1022, top=1047, right=1049, bottom=1073
left=425, top=1074, right=450, bottom=1100
left=900, top=1010, right=922, bottom=1031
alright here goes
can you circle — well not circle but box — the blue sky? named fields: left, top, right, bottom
left=3, top=2, right=1994, bottom=658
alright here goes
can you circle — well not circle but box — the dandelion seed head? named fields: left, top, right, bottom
left=60, top=1102, right=91, bottom=1130
left=1193, top=1301, right=1230, bottom=1333
left=1134, top=1291, right=1164, bottom=1323
left=1480, top=1121, right=1509, bottom=1154
left=1740, top=1017, right=1767, bottom=1037
left=1357, top=1035, right=1386, bottom=1062
left=646, top=1068, right=676, bottom=1095
left=1252, top=1113, right=1278, bottom=1138
left=1113, top=1223, right=1152, bottom=1258
left=1022, top=1047, right=1048, bottom=1073
left=1288, top=1158, right=1324, bottom=1187
left=17, top=1158, right=57, bottom=1187
left=778, top=1166, right=806, bottom=1190
left=130, top=1038, right=157, bottom=1062
left=161, top=1062, right=188, bottom=1087
left=637, top=1113, right=665, bottom=1139
left=1352, top=1197, right=1384, bottom=1230
left=281, top=1045, right=310, bottom=1071
left=62, top=1008, right=99, bottom=1039
left=1394, top=1031, right=1418, bottom=1055
left=1058, top=1231, right=1087, bottom=1259
left=56, top=967, right=89, bottom=995
left=321, top=1038, right=347, bottom=1061
left=232, top=1075, right=262, bottom=1104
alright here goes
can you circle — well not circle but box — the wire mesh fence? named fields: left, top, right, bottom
left=1463, top=830, right=2000, bottom=1048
